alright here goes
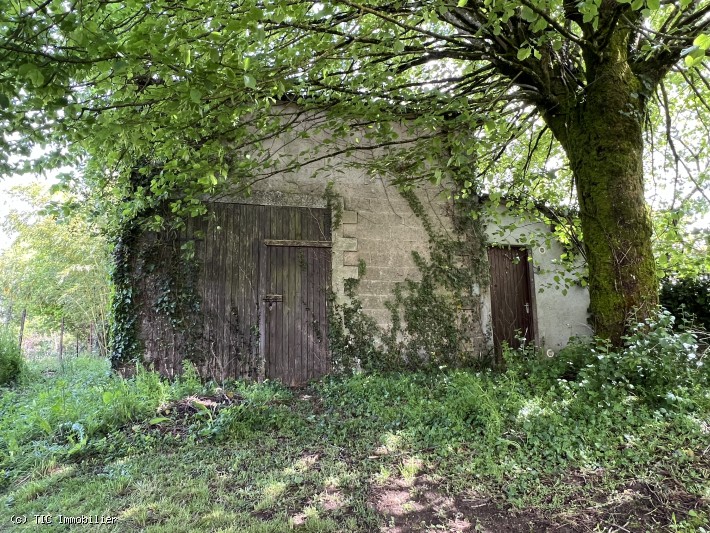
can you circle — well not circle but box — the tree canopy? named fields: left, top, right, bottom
left=1, top=0, right=709, bottom=344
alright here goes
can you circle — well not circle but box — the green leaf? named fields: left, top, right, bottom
left=684, top=54, right=704, bottom=68
left=631, top=0, right=643, bottom=9
left=457, top=0, right=468, bottom=6
left=694, top=34, right=710, bottom=51
left=520, top=6, right=537, bottom=22
left=149, top=416, right=170, bottom=425
left=192, top=400, right=209, bottom=411
left=0, top=94, right=9, bottom=109
left=244, top=74, right=256, bottom=89
left=18, top=63, right=38, bottom=77
left=646, top=0, right=660, bottom=10
left=189, top=88, right=202, bottom=103
left=28, top=69, right=45, bottom=87
left=517, top=47, right=531, bottom=61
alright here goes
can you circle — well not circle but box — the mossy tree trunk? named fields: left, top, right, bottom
left=544, top=31, right=658, bottom=345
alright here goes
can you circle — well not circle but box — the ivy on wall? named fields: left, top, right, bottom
left=328, top=187, right=491, bottom=373
left=109, top=164, right=205, bottom=371
left=110, top=222, right=204, bottom=370
left=109, top=220, right=141, bottom=367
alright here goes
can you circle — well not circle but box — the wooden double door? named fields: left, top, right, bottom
left=198, top=203, right=331, bottom=385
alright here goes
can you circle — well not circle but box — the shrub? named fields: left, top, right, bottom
left=578, top=310, right=707, bottom=404
left=505, top=310, right=707, bottom=405
left=660, top=274, right=710, bottom=331
left=0, top=327, right=23, bottom=385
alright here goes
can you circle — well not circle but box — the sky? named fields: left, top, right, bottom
left=0, top=173, right=56, bottom=251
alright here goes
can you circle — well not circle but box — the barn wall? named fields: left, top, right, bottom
left=239, top=178, right=457, bottom=330
left=120, top=107, right=590, bottom=380
left=483, top=211, right=591, bottom=352
left=221, top=110, right=589, bottom=358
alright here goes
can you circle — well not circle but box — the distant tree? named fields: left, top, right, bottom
left=0, top=185, right=111, bottom=353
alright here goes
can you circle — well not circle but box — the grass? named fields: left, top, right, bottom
left=0, top=340, right=709, bottom=532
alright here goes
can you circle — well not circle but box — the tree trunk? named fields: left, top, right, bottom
left=544, top=38, right=658, bottom=345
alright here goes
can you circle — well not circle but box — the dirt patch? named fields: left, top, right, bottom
left=555, top=478, right=709, bottom=532
left=372, top=475, right=555, bottom=532
left=370, top=467, right=709, bottom=532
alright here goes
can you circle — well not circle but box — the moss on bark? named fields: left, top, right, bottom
left=544, top=30, right=658, bottom=345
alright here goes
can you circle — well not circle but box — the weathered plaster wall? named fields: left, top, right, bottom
left=483, top=211, right=591, bottom=352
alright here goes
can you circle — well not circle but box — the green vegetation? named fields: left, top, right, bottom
left=661, top=275, right=710, bottom=332
left=1, top=316, right=708, bottom=531
left=0, top=185, right=111, bottom=355
left=0, top=327, right=22, bottom=386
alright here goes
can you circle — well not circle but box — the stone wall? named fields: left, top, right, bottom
left=217, top=106, right=590, bottom=357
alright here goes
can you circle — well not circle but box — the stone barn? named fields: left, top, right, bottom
left=114, top=111, right=590, bottom=384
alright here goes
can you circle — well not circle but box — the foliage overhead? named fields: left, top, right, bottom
left=1, top=0, right=709, bottom=341
left=0, top=1, right=705, bottom=210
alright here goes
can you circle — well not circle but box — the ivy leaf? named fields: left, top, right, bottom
left=646, top=0, right=660, bottom=10
left=457, top=0, right=468, bottom=6
left=244, top=74, right=256, bottom=89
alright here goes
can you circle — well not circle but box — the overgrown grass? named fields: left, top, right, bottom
left=1, top=316, right=709, bottom=531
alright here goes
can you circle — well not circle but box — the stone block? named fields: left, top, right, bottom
left=335, top=236, right=358, bottom=251
left=360, top=308, right=393, bottom=326
left=340, top=265, right=360, bottom=279
left=341, top=210, right=358, bottom=224
left=358, top=295, right=390, bottom=310
left=356, top=212, right=403, bottom=226
left=343, top=197, right=371, bottom=211
left=369, top=200, right=413, bottom=215
left=356, top=280, right=399, bottom=297
left=342, top=224, right=358, bottom=238
left=343, top=251, right=360, bottom=266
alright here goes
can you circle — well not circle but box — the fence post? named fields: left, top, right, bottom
left=59, top=317, right=65, bottom=369
left=18, top=309, right=26, bottom=353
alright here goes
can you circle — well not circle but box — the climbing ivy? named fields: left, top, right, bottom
left=109, top=220, right=141, bottom=368
left=109, top=164, right=205, bottom=370
left=328, top=186, right=491, bottom=373
left=382, top=189, right=488, bottom=369
left=323, top=181, right=343, bottom=230
left=327, top=279, right=385, bottom=373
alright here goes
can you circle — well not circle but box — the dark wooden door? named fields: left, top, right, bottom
left=488, top=247, right=535, bottom=359
left=261, top=205, right=331, bottom=385
left=263, top=244, right=330, bottom=385
left=191, top=203, right=330, bottom=384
